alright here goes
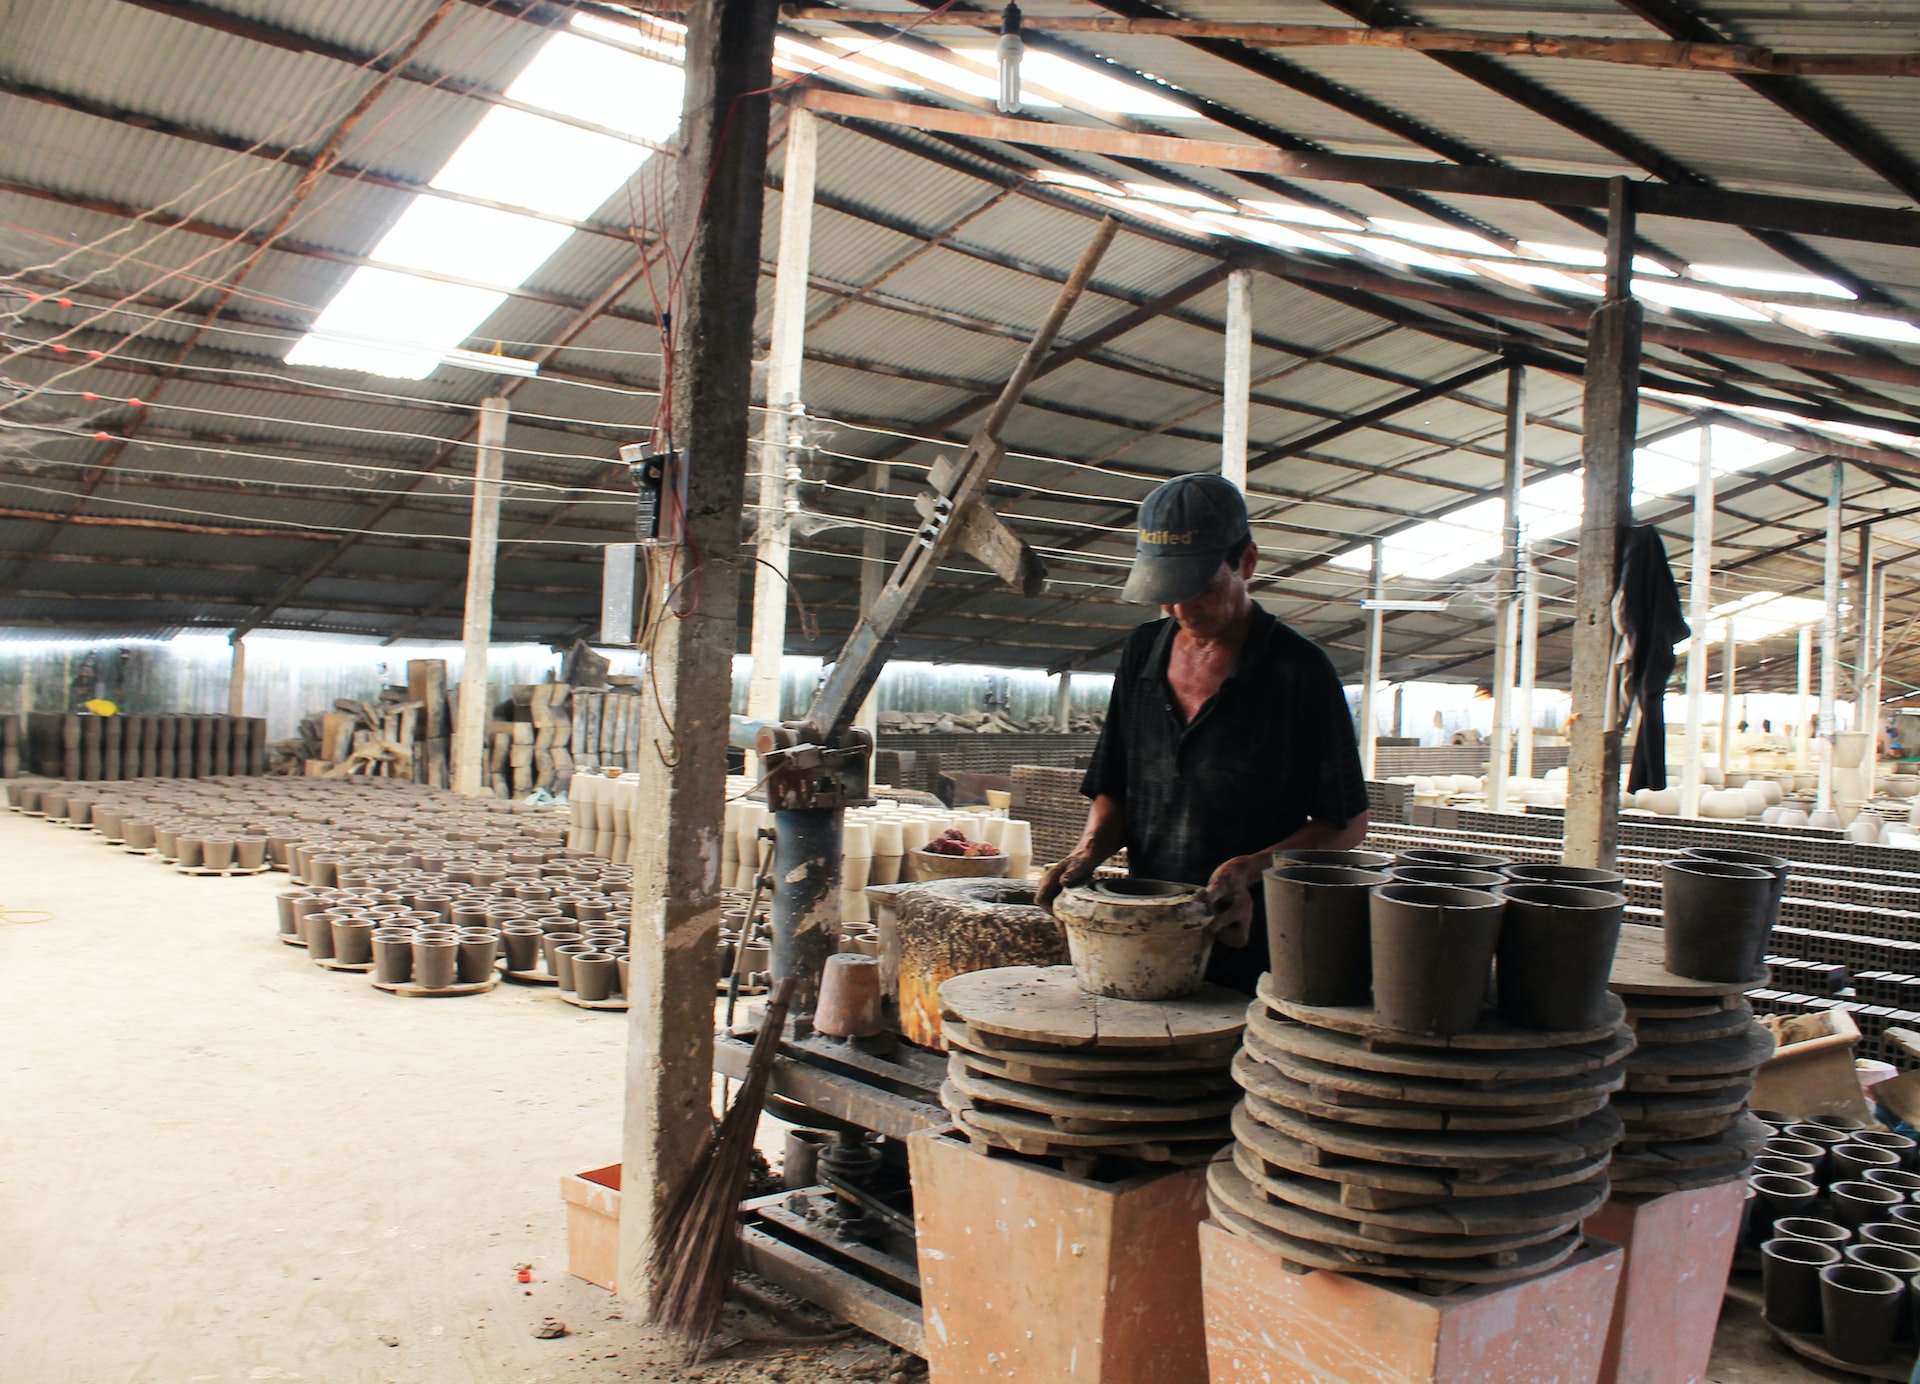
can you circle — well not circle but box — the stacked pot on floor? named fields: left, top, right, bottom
left=1207, top=847, right=1633, bottom=1286
left=1753, top=1113, right=1920, bottom=1369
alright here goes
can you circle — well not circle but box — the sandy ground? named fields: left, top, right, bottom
left=0, top=805, right=1857, bottom=1383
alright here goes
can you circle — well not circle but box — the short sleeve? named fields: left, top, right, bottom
left=1306, top=651, right=1369, bottom=827
left=1079, top=631, right=1141, bottom=801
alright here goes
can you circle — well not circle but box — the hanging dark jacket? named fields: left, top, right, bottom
left=1618, top=525, right=1690, bottom=792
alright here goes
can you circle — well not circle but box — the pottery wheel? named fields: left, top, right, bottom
left=1239, top=1092, right=1623, bottom=1169
left=1259, top=978, right=1627, bottom=1050
left=1608, top=925, right=1768, bottom=997
left=939, top=965, right=1246, bottom=1050
left=1247, top=1006, right=1634, bottom=1085
left=1230, top=1104, right=1612, bottom=1201
left=946, top=1063, right=1239, bottom=1127
left=1234, top=1050, right=1615, bottom=1132
left=950, top=1049, right=1237, bottom=1101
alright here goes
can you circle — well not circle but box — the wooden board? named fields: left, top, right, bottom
left=372, top=976, right=497, bottom=998
left=559, top=990, right=627, bottom=1011
left=1240, top=1092, right=1622, bottom=1170
left=1624, top=1025, right=1774, bottom=1077
left=1608, top=924, right=1767, bottom=997
left=1260, top=978, right=1626, bottom=1050
left=1243, top=1024, right=1626, bottom=1111
left=939, top=965, right=1246, bottom=1050
left=1246, top=1006, right=1634, bottom=1083
left=1234, top=1051, right=1614, bottom=1132
left=947, top=1065, right=1238, bottom=1127
left=943, top=1083, right=1230, bottom=1153
left=951, top=1049, right=1236, bottom=1101
left=1767, top=1324, right=1915, bottom=1381
left=942, top=1018, right=1231, bottom=1075
left=1629, top=1003, right=1755, bottom=1045
left=948, top=1105, right=1224, bottom=1167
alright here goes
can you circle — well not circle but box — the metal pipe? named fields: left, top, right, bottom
left=770, top=806, right=842, bottom=1012
left=1720, top=617, right=1738, bottom=773
left=1515, top=546, right=1540, bottom=781
left=1796, top=624, right=1812, bottom=763
left=1818, top=460, right=1843, bottom=813
left=1680, top=424, right=1712, bottom=815
left=1487, top=364, right=1524, bottom=810
left=1359, top=538, right=1384, bottom=779
left=1221, top=269, right=1252, bottom=490
left=1055, top=670, right=1073, bottom=730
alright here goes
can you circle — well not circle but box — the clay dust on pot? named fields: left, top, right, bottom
left=1368, top=883, right=1504, bottom=1037
left=1262, top=865, right=1387, bottom=1006
left=1494, top=883, right=1624, bottom=1031
left=1661, top=857, right=1775, bottom=982
left=371, top=931, right=412, bottom=985
left=1052, top=878, right=1214, bottom=1000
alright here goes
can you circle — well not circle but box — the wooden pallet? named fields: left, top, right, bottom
left=372, top=976, right=498, bottom=998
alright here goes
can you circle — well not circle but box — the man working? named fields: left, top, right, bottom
left=1037, top=473, right=1371, bottom=997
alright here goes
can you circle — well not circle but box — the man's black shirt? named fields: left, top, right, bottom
left=1079, top=604, right=1370, bottom=995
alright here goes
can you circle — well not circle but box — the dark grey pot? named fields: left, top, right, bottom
left=1263, top=865, right=1389, bottom=1006
left=1661, top=858, right=1775, bottom=982
left=1494, top=883, right=1624, bottom=1032
left=1368, top=883, right=1504, bottom=1037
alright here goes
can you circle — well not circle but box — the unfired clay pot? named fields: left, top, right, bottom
left=412, top=935, right=458, bottom=989
left=1263, top=865, right=1387, bottom=1007
left=571, top=952, right=618, bottom=1002
left=1369, top=883, right=1503, bottom=1037
left=1662, top=858, right=1775, bottom=982
left=1495, top=884, right=1623, bottom=1031
left=1053, top=879, right=1214, bottom=1000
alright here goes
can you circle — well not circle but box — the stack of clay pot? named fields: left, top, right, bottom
left=1752, top=1112, right=1920, bottom=1370
left=1208, top=846, right=1632, bottom=1286
left=1606, top=847, right=1781, bottom=1194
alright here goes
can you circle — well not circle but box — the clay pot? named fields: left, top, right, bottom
left=1494, top=883, right=1623, bottom=1032
left=904, top=845, right=1010, bottom=883
left=411, top=935, right=458, bottom=989
left=1775, top=1217, right=1851, bottom=1248
left=303, top=910, right=338, bottom=961
left=1660, top=858, right=1775, bottom=982
left=1275, top=848, right=1393, bottom=871
left=1749, top=1174, right=1820, bottom=1243
left=1764, top=1237, right=1841, bottom=1332
left=1262, top=865, right=1388, bottom=1007
left=456, top=933, right=498, bottom=984
left=816, top=953, right=884, bottom=1038
left=1821, top=1263, right=1903, bottom=1364
left=452, top=904, right=490, bottom=930
left=371, top=931, right=412, bottom=984
left=1836, top=1144, right=1904, bottom=1182
left=200, top=838, right=236, bottom=870
left=329, top=917, right=375, bottom=966
left=1753, top=1155, right=1818, bottom=1181
left=1053, top=879, right=1215, bottom=1000
left=1499, top=862, right=1626, bottom=895
left=571, top=952, right=617, bottom=1002
left=1893, top=1206, right=1920, bottom=1231
left=1681, top=846, right=1788, bottom=924
left=555, top=941, right=595, bottom=991
left=1395, top=847, right=1510, bottom=870
left=1855, top=1130, right=1919, bottom=1170
left=175, top=837, right=205, bottom=869
left=1368, top=884, right=1504, bottom=1037
left=501, top=926, right=542, bottom=973
left=1388, top=865, right=1507, bottom=889
left=234, top=837, right=267, bottom=870
left=275, top=890, right=309, bottom=936
left=123, top=819, right=156, bottom=850
left=616, top=954, right=630, bottom=1000
left=541, top=931, right=583, bottom=978
left=1861, top=1224, right=1920, bottom=1251
left=1833, top=1181, right=1905, bottom=1231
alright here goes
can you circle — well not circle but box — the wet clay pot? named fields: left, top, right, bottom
left=615, top=954, right=629, bottom=1001
left=1368, top=883, right=1504, bottom=1037
left=1775, top=1217, right=1851, bottom=1248
left=175, top=837, right=205, bottom=869
left=1395, top=847, right=1510, bottom=871
left=501, top=926, right=542, bottom=973
left=303, top=910, right=338, bottom=961
left=1388, top=865, right=1507, bottom=889
left=1862, top=1224, right=1920, bottom=1251
left=1836, top=1144, right=1904, bottom=1182
left=1894, top=1206, right=1920, bottom=1232
left=275, top=891, right=309, bottom=936
left=412, top=935, right=458, bottom=990
left=1494, top=883, right=1625, bottom=1032
left=330, top=917, right=375, bottom=966
left=1821, top=1263, right=1904, bottom=1364
left=1764, top=1237, right=1841, bottom=1332
left=815, top=953, right=884, bottom=1037
left=1500, top=862, right=1627, bottom=895
left=1845, top=1243, right=1920, bottom=1336
left=1681, top=846, right=1789, bottom=924
left=554, top=942, right=596, bottom=992
left=456, top=933, right=498, bottom=985
left=1053, top=879, right=1214, bottom=1000
left=1834, top=1181, right=1906, bottom=1231
left=371, top=932, right=412, bottom=985
left=1263, top=865, right=1389, bottom=1006
left=1855, top=1130, right=1919, bottom=1170
left=235, top=837, right=267, bottom=870
left=1753, top=1155, right=1818, bottom=1181
left=123, top=819, right=156, bottom=850
left=1275, top=848, right=1393, bottom=871
left=571, top=952, right=617, bottom=1002
left=1749, top=1174, right=1820, bottom=1244
left=1661, top=858, right=1775, bottom=982
left=541, top=931, right=583, bottom=977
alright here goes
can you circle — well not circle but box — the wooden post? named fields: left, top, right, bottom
left=227, top=635, right=247, bottom=717
left=619, top=0, right=775, bottom=1316
left=454, top=396, right=507, bottom=797
left=1359, top=538, right=1385, bottom=779
left=1220, top=269, right=1252, bottom=490
left=1515, top=545, right=1540, bottom=781
left=1817, top=461, right=1842, bottom=814
left=1563, top=179, right=1641, bottom=869
left=1487, top=364, right=1524, bottom=810
left=746, top=107, right=817, bottom=724
left=1680, top=425, right=1712, bottom=817
left=1720, top=618, right=1738, bottom=772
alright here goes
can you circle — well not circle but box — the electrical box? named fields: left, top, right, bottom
left=622, top=442, right=685, bottom=546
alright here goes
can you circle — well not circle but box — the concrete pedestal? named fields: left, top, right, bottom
left=1199, top=1219, right=1624, bottom=1384
left=909, top=1128, right=1209, bottom=1383
left=1581, top=1180, right=1745, bottom=1384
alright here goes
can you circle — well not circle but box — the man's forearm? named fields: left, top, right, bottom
left=1217, top=811, right=1372, bottom=892
left=1067, top=793, right=1127, bottom=869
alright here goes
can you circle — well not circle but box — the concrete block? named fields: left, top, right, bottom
left=1582, top=1180, right=1745, bottom=1384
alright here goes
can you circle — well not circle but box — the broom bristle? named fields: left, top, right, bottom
left=649, top=976, right=797, bottom=1360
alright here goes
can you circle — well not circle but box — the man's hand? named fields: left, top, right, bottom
left=1203, top=854, right=1264, bottom=948
left=1037, top=850, right=1098, bottom=915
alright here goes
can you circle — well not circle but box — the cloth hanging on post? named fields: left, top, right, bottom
left=1617, top=525, right=1690, bottom=792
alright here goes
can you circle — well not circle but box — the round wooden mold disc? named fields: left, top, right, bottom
left=940, top=965, right=1247, bottom=1051
left=1246, top=1007, right=1634, bottom=1086
left=1230, top=1141, right=1610, bottom=1239
left=372, top=976, right=498, bottom=998
left=950, top=1049, right=1236, bottom=1102
left=1239, top=1093, right=1623, bottom=1170
left=314, top=957, right=373, bottom=972
left=1233, top=1050, right=1615, bottom=1133
left=1628, top=1003, right=1755, bottom=1046
left=943, top=1082, right=1231, bottom=1152
left=1230, top=1103, right=1611, bottom=1201
left=1625, top=1024, right=1775, bottom=1078
left=1606, top=1157, right=1756, bottom=1196
left=1608, top=925, right=1768, bottom=998
left=1624, top=994, right=1746, bottom=1022
left=1614, top=1112, right=1769, bottom=1164
left=1244, top=1024, right=1625, bottom=1112
left=949, top=1105, right=1224, bottom=1166
left=560, top=991, right=628, bottom=1011
left=1258, top=977, right=1627, bottom=1051
left=1767, top=1323, right=1918, bottom=1382
left=1611, top=1082, right=1753, bottom=1126
left=942, top=1018, right=1233, bottom=1074
left=1206, top=1159, right=1586, bottom=1260
left=947, top=1065, right=1239, bottom=1128
left=1623, top=1068, right=1762, bottom=1096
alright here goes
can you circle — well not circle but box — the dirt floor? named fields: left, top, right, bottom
left=0, top=805, right=1869, bottom=1382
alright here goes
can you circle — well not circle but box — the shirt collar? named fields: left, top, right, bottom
left=1141, top=602, right=1278, bottom=685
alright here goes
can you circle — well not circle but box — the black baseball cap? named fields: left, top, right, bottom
left=1120, top=473, right=1251, bottom=605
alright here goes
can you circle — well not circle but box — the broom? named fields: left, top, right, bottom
left=649, top=974, right=798, bottom=1360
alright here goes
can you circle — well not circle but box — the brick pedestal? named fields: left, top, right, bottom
left=909, top=1128, right=1209, bottom=1383
left=1581, top=1180, right=1745, bottom=1384
left=1199, top=1219, right=1624, bottom=1384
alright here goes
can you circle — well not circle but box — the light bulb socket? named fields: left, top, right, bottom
left=1000, top=2, right=1022, bottom=35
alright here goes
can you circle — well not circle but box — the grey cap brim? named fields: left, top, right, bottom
left=1120, top=548, right=1230, bottom=605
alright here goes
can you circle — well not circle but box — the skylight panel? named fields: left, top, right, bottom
left=1036, top=171, right=1122, bottom=195
left=1326, top=235, right=1477, bottom=276
left=431, top=109, right=653, bottom=220
left=1471, top=261, right=1601, bottom=296
left=1095, top=195, right=1219, bottom=238
left=570, top=11, right=686, bottom=63
left=950, top=47, right=1198, bottom=117
left=1521, top=241, right=1606, bottom=267
left=372, top=199, right=573, bottom=287
left=508, top=31, right=686, bottom=137
left=1195, top=212, right=1350, bottom=255
left=1369, top=218, right=1511, bottom=258
left=1239, top=199, right=1359, bottom=231
left=1632, top=280, right=1769, bottom=321
left=1774, top=306, right=1920, bottom=344
left=775, top=34, right=923, bottom=89
left=1122, top=182, right=1235, bottom=212
left=1693, top=264, right=1854, bottom=300
left=288, top=271, right=508, bottom=380
left=822, top=37, right=1058, bottom=105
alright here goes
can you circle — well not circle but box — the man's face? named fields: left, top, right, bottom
left=1164, top=545, right=1254, bottom=639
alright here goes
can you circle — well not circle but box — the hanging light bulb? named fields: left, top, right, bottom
left=996, top=3, right=1024, bottom=114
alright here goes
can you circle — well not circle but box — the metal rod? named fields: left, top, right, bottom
left=1360, top=538, right=1384, bottom=780
left=1515, top=546, right=1540, bottom=781
left=1680, top=424, right=1712, bottom=816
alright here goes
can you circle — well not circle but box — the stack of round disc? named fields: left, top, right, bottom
left=1607, top=924, right=1773, bottom=1193
left=938, top=965, right=1246, bottom=1167
left=1207, top=976, right=1632, bottom=1284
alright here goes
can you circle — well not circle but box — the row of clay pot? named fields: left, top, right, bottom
left=1262, top=848, right=1627, bottom=1036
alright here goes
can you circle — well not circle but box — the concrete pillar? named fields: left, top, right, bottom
left=1392, top=683, right=1404, bottom=741
left=619, top=0, right=774, bottom=1314
left=1817, top=461, right=1843, bottom=814
left=227, top=635, right=247, bottom=717
left=453, top=396, right=507, bottom=797
left=1564, top=181, right=1641, bottom=869
left=1720, top=618, right=1738, bottom=772
left=1796, top=624, right=1812, bottom=761
left=1515, top=546, right=1541, bottom=781
left=745, top=107, right=817, bottom=724
left=1864, top=534, right=1882, bottom=793
left=1220, top=269, right=1252, bottom=490
left=1054, top=670, right=1073, bottom=731
left=1680, top=426, right=1712, bottom=816
left=1359, top=539, right=1384, bottom=780
left=1488, top=364, right=1524, bottom=811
